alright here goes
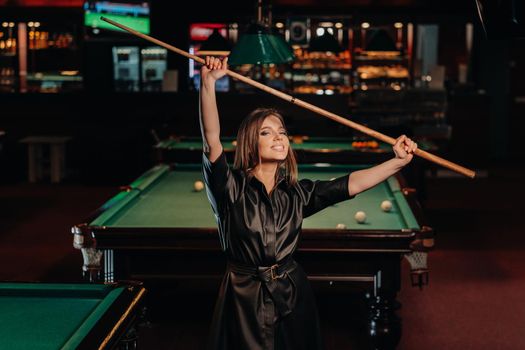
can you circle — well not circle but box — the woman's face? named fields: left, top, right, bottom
left=257, top=115, right=290, bottom=163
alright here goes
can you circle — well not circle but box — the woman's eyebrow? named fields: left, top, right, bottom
left=259, top=125, right=286, bottom=132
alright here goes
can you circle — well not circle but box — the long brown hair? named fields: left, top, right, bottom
left=233, top=108, right=298, bottom=186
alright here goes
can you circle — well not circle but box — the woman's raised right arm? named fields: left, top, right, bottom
left=199, top=56, right=228, bottom=162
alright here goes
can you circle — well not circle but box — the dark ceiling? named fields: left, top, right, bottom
left=0, top=0, right=480, bottom=23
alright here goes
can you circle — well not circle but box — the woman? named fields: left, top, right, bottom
left=200, top=56, right=417, bottom=350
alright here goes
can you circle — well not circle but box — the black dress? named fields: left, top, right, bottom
left=203, top=152, right=352, bottom=350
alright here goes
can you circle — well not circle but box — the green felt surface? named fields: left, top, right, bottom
left=0, top=283, right=123, bottom=350
left=91, top=164, right=419, bottom=231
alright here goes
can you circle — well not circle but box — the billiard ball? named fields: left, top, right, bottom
left=232, top=140, right=237, bottom=147
left=354, top=211, right=366, bottom=224
left=336, top=223, right=346, bottom=229
left=381, top=200, right=393, bottom=212
left=194, top=180, right=205, bottom=192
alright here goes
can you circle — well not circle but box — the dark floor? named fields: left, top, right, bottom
left=1, top=163, right=524, bottom=349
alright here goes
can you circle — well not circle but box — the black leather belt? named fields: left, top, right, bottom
left=228, top=258, right=296, bottom=317
left=228, top=258, right=294, bottom=282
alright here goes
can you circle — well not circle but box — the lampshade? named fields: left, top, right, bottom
left=228, top=23, right=295, bottom=65
left=199, top=28, right=232, bottom=56
left=366, top=29, right=397, bottom=51
left=308, top=32, right=343, bottom=53
left=267, top=30, right=295, bottom=60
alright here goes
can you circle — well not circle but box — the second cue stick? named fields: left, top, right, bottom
left=100, top=16, right=475, bottom=179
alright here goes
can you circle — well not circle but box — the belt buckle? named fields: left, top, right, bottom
left=270, top=264, right=280, bottom=280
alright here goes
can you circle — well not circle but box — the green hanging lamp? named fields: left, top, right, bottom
left=228, top=24, right=294, bottom=65
left=227, top=0, right=294, bottom=66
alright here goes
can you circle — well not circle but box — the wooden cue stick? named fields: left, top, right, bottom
left=101, top=16, right=475, bottom=179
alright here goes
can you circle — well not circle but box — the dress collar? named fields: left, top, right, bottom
left=248, top=168, right=288, bottom=192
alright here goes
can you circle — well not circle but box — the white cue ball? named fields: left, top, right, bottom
left=354, top=211, right=367, bottom=224
left=193, top=180, right=205, bottom=192
left=381, top=200, right=393, bottom=212
left=336, top=223, right=346, bottom=229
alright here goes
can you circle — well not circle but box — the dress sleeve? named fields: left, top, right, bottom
left=299, top=174, right=353, bottom=218
left=202, top=151, right=237, bottom=216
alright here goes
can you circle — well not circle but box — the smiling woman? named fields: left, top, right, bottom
left=257, top=115, right=289, bottom=160
left=233, top=108, right=297, bottom=191
left=199, top=55, right=350, bottom=350
left=198, top=55, right=419, bottom=350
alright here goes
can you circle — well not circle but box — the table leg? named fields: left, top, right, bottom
left=73, top=231, right=103, bottom=282
left=119, top=325, right=139, bottom=350
left=104, top=250, right=115, bottom=283
left=366, top=292, right=402, bottom=350
left=80, top=248, right=103, bottom=282
left=27, top=143, right=38, bottom=183
left=50, top=143, right=65, bottom=183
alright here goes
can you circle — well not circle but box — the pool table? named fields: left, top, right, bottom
left=72, top=163, right=433, bottom=349
left=155, top=136, right=437, bottom=164
left=154, top=135, right=437, bottom=198
left=0, top=281, right=146, bottom=350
